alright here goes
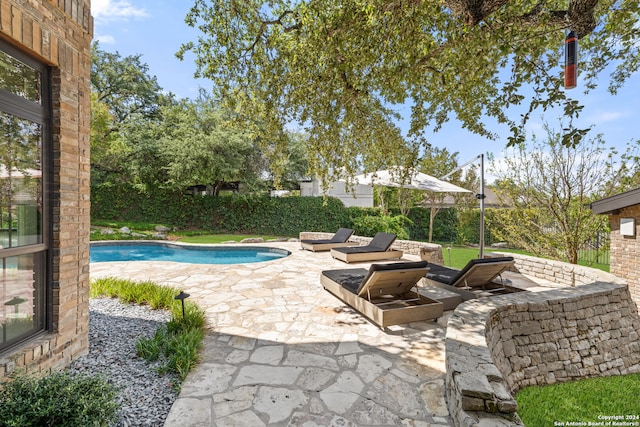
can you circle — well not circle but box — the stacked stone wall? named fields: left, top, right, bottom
left=0, top=0, right=92, bottom=380
left=298, top=232, right=444, bottom=264
left=489, top=285, right=640, bottom=391
left=489, top=252, right=617, bottom=287
left=445, top=259, right=640, bottom=427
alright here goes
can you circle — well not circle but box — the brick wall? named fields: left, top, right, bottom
left=0, top=0, right=92, bottom=379
left=608, top=205, right=640, bottom=304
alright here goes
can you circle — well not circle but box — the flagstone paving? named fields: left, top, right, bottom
left=90, top=242, right=454, bottom=426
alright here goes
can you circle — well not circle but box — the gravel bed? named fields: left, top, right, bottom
left=66, top=298, right=179, bottom=427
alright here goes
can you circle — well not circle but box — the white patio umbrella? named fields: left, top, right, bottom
left=351, top=167, right=472, bottom=256
left=353, top=167, right=471, bottom=193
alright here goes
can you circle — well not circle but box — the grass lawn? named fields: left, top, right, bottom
left=516, top=373, right=640, bottom=425
left=176, top=233, right=287, bottom=244
left=438, top=245, right=529, bottom=269
left=90, top=220, right=291, bottom=243
left=437, top=244, right=609, bottom=272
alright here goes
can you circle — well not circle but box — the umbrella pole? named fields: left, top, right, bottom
left=441, top=154, right=486, bottom=259
left=478, top=154, right=485, bottom=259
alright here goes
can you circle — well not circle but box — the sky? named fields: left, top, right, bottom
left=92, top=0, right=640, bottom=175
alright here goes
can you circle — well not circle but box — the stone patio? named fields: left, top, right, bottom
left=90, top=241, right=640, bottom=427
left=90, top=242, right=455, bottom=426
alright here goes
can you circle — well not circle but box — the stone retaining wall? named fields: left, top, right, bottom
left=298, top=232, right=444, bottom=264
left=446, top=262, right=640, bottom=426
left=489, top=252, right=619, bottom=287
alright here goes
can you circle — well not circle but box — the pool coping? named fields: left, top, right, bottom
left=89, top=240, right=292, bottom=264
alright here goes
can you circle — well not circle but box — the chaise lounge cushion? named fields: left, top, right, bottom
left=300, top=228, right=359, bottom=252
left=330, top=232, right=403, bottom=263
left=300, top=228, right=353, bottom=245
left=322, top=261, right=429, bottom=295
left=426, top=257, right=515, bottom=287
left=320, top=260, right=443, bottom=327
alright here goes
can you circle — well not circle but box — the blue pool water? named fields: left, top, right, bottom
left=90, top=243, right=290, bottom=264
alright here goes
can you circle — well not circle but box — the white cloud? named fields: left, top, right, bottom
left=590, top=110, right=631, bottom=123
left=92, top=0, right=147, bottom=22
left=94, top=34, right=115, bottom=44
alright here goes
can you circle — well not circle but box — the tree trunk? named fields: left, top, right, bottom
left=429, top=205, right=436, bottom=243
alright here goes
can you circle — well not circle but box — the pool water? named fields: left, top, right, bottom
left=90, top=243, right=290, bottom=264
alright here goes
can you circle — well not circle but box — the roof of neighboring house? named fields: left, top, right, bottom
left=591, top=187, right=640, bottom=214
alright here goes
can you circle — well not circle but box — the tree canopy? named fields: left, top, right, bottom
left=489, top=121, right=635, bottom=263
left=90, top=43, right=310, bottom=193
left=179, top=0, right=640, bottom=185
left=158, top=94, right=261, bottom=195
left=91, top=42, right=166, bottom=128
left=90, top=42, right=170, bottom=188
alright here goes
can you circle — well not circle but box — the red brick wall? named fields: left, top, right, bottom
left=609, top=205, right=640, bottom=304
left=0, top=0, right=92, bottom=379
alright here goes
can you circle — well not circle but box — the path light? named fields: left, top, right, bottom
left=174, top=291, right=190, bottom=318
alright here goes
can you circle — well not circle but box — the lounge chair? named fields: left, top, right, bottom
left=321, top=261, right=443, bottom=328
left=422, top=256, right=521, bottom=301
left=300, top=228, right=359, bottom=252
left=330, top=232, right=403, bottom=263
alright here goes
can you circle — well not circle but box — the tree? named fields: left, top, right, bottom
left=91, top=42, right=165, bottom=128
left=90, top=43, right=170, bottom=188
left=418, top=148, right=472, bottom=242
left=179, top=0, right=640, bottom=184
left=260, top=130, right=310, bottom=191
left=158, top=95, right=260, bottom=195
left=488, top=122, right=631, bottom=263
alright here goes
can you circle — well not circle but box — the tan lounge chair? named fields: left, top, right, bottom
left=330, top=232, right=403, bottom=263
left=300, top=228, right=359, bottom=252
left=321, top=261, right=443, bottom=328
left=423, top=256, right=521, bottom=302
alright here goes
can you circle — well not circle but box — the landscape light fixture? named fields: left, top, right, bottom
left=174, top=291, right=190, bottom=318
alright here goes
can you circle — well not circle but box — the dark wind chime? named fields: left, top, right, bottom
left=564, top=30, right=578, bottom=89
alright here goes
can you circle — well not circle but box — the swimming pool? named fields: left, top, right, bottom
left=90, top=242, right=291, bottom=264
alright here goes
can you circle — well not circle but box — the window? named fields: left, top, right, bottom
left=0, top=41, right=50, bottom=352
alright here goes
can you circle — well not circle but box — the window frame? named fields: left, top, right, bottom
left=0, top=39, right=52, bottom=352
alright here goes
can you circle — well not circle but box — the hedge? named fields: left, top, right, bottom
left=91, top=185, right=352, bottom=236
left=91, top=184, right=493, bottom=242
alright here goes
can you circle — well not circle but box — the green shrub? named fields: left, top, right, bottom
left=90, top=278, right=177, bottom=310
left=398, top=207, right=458, bottom=242
left=138, top=304, right=206, bottom=382
left=352, top=214, right=412, bottom=239
left=90, top=277, right=206, bottom=383
left=91, top=185, right=353, bottom=235
left=163, top=327, right=205, bottom=380
left=0, top=372, right=119, bottom=427
left=136, top=328, right=166, bottom=362
left=91, top=183, right=507, bottom=243
left=168, top=303, right=206, bottom=333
